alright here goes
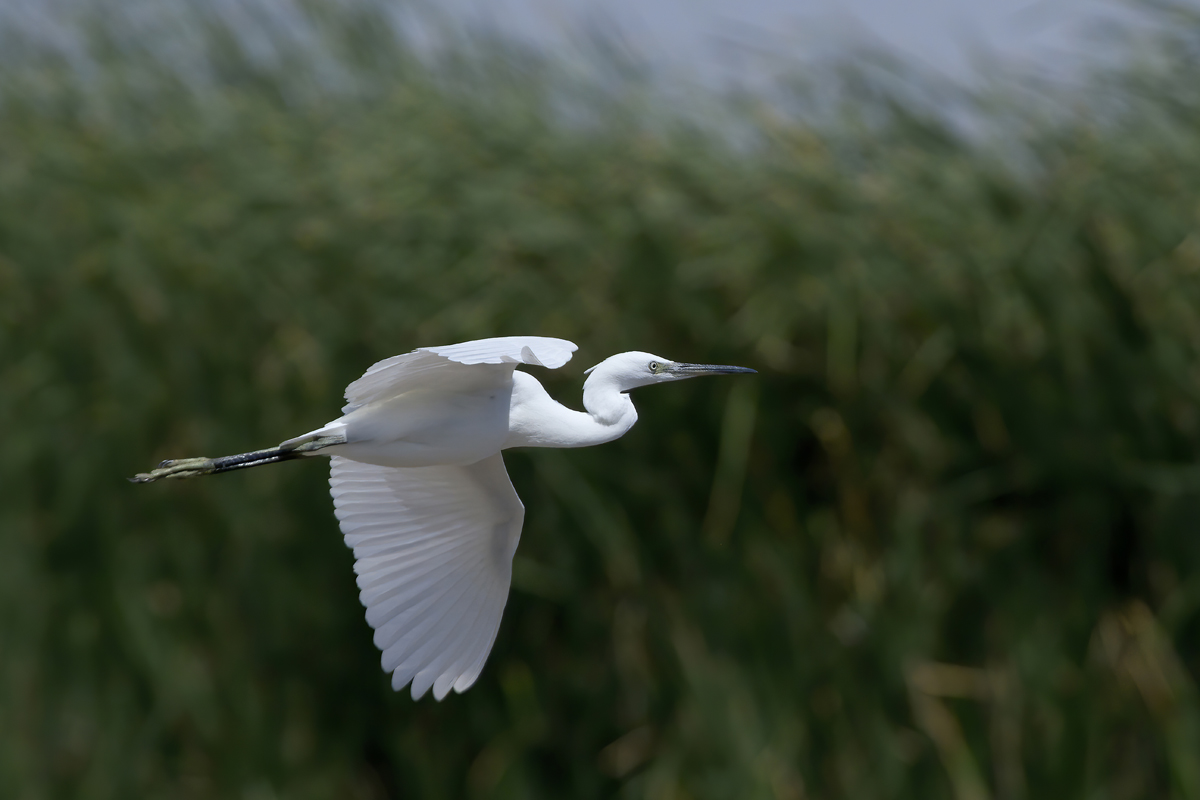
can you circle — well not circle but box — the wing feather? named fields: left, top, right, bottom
left=380, top=565, right=482, bottom=671
left=342, top=336, right=577, bottom=412
left=329, top=452, right=525, bottom=700
left=430, top=577, right=497, bottom=699
left=405, top=578, right=492, bottom=699
left=364, top=554, right=486, bottom=631
left=454, top=606, right=505, bottom=692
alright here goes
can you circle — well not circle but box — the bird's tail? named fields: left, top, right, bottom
left=129, top=432, right=345, bottom=483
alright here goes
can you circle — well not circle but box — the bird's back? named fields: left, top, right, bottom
left=286, top=337, right=578, bottom=469
left=330, top=362, right=516, bottom=468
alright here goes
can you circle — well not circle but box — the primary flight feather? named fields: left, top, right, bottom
left=133, top=336, right=755, bottom=700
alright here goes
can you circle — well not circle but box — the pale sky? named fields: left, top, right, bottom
left=418, top=0, right=1161, bottom=88
left=0, top=0, right=1182, bottom=95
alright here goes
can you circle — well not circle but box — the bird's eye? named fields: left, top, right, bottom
left=648, top=361, right=660, bottom=373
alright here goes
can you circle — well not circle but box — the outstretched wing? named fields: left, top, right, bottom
left=329, top=453, right=525, bottom=700
left=342, top=336, right=577, bottom=413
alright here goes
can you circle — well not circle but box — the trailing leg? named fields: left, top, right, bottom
left=129, top=434, right=345, bottom=483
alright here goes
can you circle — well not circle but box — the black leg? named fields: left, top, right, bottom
left=129, top=434, right=345, bottom=483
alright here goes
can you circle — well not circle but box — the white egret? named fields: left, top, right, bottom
left=133, top=336, right=755, bottom=700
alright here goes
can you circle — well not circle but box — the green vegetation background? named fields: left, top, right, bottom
left=3, top=6, right=1200, bottom=798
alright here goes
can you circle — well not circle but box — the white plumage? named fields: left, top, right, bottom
left=330, top=454, right=521, bottom=700
left=133, top=335, right=754, bottom=700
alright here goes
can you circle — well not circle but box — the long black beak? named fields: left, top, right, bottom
left=668, top=363, right=757, bottom=377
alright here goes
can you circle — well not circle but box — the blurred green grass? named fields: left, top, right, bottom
left=3, top=5, right=1200, bottom=798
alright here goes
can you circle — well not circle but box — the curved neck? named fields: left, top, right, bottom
left=504, top=371, right=638, bottom=450
left=582, top=371, right=635, bottom=427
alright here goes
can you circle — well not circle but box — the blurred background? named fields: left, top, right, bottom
left=3, top=0, right=1200, bottom=797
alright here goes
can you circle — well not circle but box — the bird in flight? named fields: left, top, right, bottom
left=133, top=336, right=755, bottom=700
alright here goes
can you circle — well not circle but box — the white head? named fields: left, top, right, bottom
left=584, top=351, right=756, bottom=392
